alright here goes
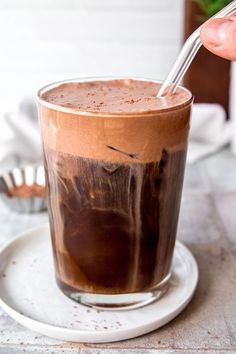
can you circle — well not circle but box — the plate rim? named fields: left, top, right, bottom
left=0, top=224, right=199, bottom=343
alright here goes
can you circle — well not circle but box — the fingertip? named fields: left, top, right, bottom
left=200, top=18, right=233, bottom=47
left=200, top=17, right=236, bottom=60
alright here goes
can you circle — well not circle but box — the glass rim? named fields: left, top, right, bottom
left=37, top=76, right=193, bottom=118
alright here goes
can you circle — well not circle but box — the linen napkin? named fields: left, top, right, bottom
left=0, top=97, right=42, bottom=172
left=187, top=103, right=231, bottom=163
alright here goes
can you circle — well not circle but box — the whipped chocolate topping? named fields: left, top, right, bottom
left=39, top=79, right=192, bottom=163
left=40, top=79, right=191, bottom=113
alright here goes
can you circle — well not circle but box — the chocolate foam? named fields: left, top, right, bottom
left=38, top=79, right=192, bottom=163
left=40, top=79, right=191, bottom=113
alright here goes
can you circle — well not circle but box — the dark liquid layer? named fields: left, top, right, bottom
left=44, top=149, right=186, bottom=294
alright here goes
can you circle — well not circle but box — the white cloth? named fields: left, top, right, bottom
left=230, top=62, right=236, bottom=156
left=0, top=97, right=42, bottom=172
left=0, top=99, right=231, bottom=171
left=188, top=103, right=231, bottom=163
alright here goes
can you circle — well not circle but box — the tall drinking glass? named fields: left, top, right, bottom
left=38, top=78, right=192, bottom=309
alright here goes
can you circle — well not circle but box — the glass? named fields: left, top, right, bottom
left=38, top=77, right=193, bottom=310
left=158, top=0, right=236, bottom=97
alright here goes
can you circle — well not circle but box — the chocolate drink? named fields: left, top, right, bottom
left=38, top=79, right=192, bottom=306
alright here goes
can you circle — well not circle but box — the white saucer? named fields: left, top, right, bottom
left=0, top=224, right=198, bottom=343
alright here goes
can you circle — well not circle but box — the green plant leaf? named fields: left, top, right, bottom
left=192, top=0, right=232, bottom=21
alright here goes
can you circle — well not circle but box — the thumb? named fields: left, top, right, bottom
left=200, top=16, right=236, bottom=60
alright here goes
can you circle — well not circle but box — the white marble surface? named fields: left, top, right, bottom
left=0, top=148, right=236, bottom=353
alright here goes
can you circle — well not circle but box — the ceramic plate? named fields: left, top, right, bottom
left=0, top=225, right=198, bottom=343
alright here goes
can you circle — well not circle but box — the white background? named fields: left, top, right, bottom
left=0, top=0, right=184, bottom=108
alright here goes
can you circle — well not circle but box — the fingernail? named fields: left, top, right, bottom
left=202, top=19, right=233, bottom=46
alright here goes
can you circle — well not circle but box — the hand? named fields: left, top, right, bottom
left=200, top=15, right=236, bottom=60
